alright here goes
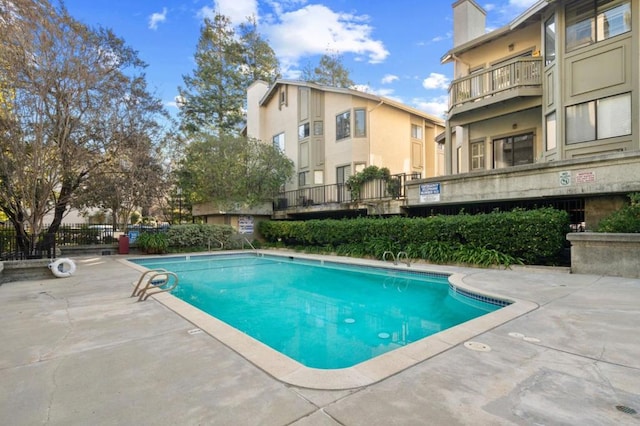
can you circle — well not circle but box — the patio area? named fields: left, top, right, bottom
left=1, top=253, right=638, bottom=425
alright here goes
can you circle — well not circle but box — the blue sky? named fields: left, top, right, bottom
left=64, top=0, right=538, bottom=118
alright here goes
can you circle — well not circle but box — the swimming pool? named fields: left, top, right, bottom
left=129, top=253, right=507, bottom=370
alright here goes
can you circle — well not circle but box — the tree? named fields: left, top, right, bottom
left=176, top=134, right=294, bottom=209
left=238, top=16, right=280, bottom=85
left=178, top=14, right=244, bottom=135
left=178, top=13, right=280, bottom=135
left=302, top=51, right=354, bottom=88
left=0, top=0, right=167, bottom=253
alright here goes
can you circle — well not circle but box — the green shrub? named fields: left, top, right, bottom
left=258, top=207, right=569, bottom=266
left=166, top=224, right=237, bottom=250
left=596, top=193, right=640, bottom=233
left=136, top=232, right=169, bottom=254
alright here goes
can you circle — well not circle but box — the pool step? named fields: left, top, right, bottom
left=131, top=269, right=179, bottom=302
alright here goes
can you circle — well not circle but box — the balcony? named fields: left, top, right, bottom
left=448, top=57, right=543, bottom=117
left=273, top=173, right=421, bottom=215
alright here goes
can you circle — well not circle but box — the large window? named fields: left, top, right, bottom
left=470, top=141, right=485, bottom=170
left=354, top=109, right=366, bottom=137
left=272, top=133, right=285, bottom=151
left=566, top=93, right=631, bottom=144
left=411, top=124, right=423, bottom=139
left=493, top=133, right=534, bottom=168
left=545, top=15, right=556, bottom=65
left=566, top=0, right=631, bottom=52
left=298, top=122, right=309, bottom=140
left=336, top=111, right=351, bottom=140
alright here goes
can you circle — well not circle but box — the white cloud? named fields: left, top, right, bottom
left=381, top=74, right=398, bottom=84
left=411, top=95, right=449, bottom=118
left=422, top=73, right=450, bottom=90
left=148, top=7, right=168, bottom=30
left=263, top=4, right=389, bottom=70
left=200, top=0, right=258, bottom=25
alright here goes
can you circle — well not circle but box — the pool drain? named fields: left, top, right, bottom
left=464, top=341, right=491, bottom=352
left=378, top=332, right=391, bottom=339
left=616, top=405, right=637, bottom=415
left=187, top=328, right=203, bottom=335
left=344, top=318, right=356, bottom=324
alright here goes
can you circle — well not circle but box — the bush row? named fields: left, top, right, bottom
left=166, top=224, right=238, bottom=251
left=258, top=208, right=570, bottom=266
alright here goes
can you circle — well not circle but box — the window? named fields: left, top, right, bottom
left=298, top=122, right=309, bottom=140
left=566, top=101, right=595, bottom=143
left=354, top=109, right=366, bottom=137
left=545, top=15, right=556, bottom=65
left=336, top=111, right=350, bottom=140
left=411, top=124, right=423, bottom=139
left=279, top=87, right=287, bottom=105
left=493, top=133, right=534, bottom=168
left=272, top=133, right=285, bottom=151
left=336, top=165, right=351, bottom=184
left=298, top=171, right=307, bottom=187
left=566, top=0, right=631, bottom=52
left=566, top=93, right=631, bottom=144
left=470, top=141, right=485, bottom=170
left=313, top=121, right=323, bottom=136
left=597, top=93, right=631, bottom=138
left=456, top=146, right=462, bottom=173
left=546, top=112, right=557, bottom=150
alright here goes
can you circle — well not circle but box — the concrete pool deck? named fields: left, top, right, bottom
left=1, top=253, right=639, bottom=425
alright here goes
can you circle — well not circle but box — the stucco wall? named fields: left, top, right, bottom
left=567, top=233, right=640, bottom=278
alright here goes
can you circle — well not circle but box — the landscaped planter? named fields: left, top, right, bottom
left=566, top=233, right=640, bottom=278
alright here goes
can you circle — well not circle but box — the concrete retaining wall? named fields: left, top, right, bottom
left=566, top=233, right=640, bottom=278
left=0, top=259, right=53, bottom=284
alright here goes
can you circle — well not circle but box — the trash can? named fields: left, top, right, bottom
left=118, top=234, right=129, bottom=254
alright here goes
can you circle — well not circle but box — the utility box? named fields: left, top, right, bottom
left=118, top=235, right=129, bottom=255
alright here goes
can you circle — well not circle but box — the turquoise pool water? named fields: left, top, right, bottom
left=130, top=254, right=503, bottom=369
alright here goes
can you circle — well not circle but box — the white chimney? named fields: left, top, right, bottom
left=452, top=0, right=486, bottom=47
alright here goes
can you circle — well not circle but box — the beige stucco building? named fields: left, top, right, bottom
left=405, top=0, right=640, bottom=229
left=247, top=80, right=444, bottom=218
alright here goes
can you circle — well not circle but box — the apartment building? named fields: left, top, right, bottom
left=246, top=80, right=445, bottom=218
left=405, top=0, right=640, bottom=229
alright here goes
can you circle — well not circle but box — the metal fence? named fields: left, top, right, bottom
left=0, top=224, right=169, bottom=261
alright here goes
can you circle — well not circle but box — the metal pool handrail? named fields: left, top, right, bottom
left=131, top=269, right=179, bottom=301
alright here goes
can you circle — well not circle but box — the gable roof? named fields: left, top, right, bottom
left=441, top=0, right=553, bottom=63
left=259, top=79, right=444, bottom=125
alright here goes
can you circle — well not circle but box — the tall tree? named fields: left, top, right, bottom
left=0, top=0, right=166, bottom=253
left=238, top=16, right=280, bottom=85
left=178, top=14, right=244, bottom=135
left=302, top=51, right=355, bottom=88
left=178, top=13, right=280, bottom=135
left=177, top=134, right=294, bottom=209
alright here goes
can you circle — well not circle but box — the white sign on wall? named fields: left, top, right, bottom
left=238, top=216, right=254, bottom=234
left=419, top=183, right=441, bottom=203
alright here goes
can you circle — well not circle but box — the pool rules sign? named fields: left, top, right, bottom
left=419, top=183, right=441, bottom=203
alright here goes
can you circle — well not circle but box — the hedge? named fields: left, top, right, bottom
left=258, top=208, right=570, bottom=266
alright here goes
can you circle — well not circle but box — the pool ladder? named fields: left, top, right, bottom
left=382, top=251, right=411, bottom=267
left=131, top=269, right=179, bottom=302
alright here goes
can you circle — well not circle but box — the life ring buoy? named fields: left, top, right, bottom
left=49, top=258, right=77, bottom=278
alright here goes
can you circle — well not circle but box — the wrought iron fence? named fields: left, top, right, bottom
left=274, top=172, right=421, bottom=211
left=0, top=224, right=169, bottom=260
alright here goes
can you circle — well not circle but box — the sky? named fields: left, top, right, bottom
left=63, top=0, right=539, bottom=119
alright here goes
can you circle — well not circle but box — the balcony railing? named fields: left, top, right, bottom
left=449, top=57, right=543, bottom=109
left=274, top=173, right=421, bottom=211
